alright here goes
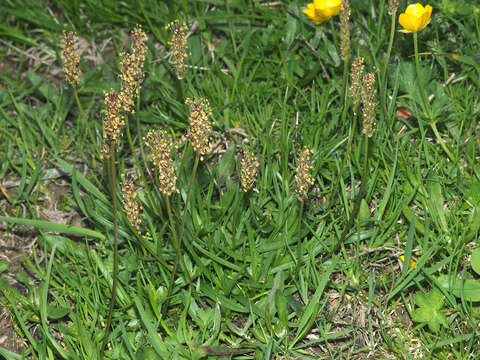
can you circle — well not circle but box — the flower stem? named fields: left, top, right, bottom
left=413, top=33, right=430, bottom=118
left=100, top=144, right=119, bottom=356
left=414, top=33, right=455, bottom=162
left=163, top=195, right=183, bottom=316
left=295, top=200, right=304, bottom=276
left=341, top=57, right=349, bottom=109
left=381, top=11, right=397, bottom=118
left=177, top=152, right=199, bottom=288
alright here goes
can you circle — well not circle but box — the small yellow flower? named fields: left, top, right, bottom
left=399, top=3, right=433, bottom=33
left=314, top=0, right=342, bottom=17
left=400, top=255, right=417, bottom=269
left=303, top=3, right=330, bottom=24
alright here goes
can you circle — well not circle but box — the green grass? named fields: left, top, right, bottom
left=1, top=0, right=480, bottom=358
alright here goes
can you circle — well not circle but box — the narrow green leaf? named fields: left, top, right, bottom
left=292, top=257, right=338, bottom=346
left=0, top=216, right=105, bottom=240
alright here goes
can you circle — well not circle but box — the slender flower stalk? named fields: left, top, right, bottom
left=339, top=0, right=351, bottom=109
left=100, top=143, right=119, bottom=356
left=144, top=128, right=191, bottom=313
left=100, top=88, right=124, bottom=355
left=381, top=0, right=399, bottom=117
left=176, top=97, right=214, bottom=292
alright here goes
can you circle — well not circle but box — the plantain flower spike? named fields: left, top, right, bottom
left=361, top=72, right=377, bottom=137
left=144, top=129, right=179, bottom=196
left=101, top=89, right=124, bottom=158
left=388, top=0, right=400, bottom=15
left=241, top=149, right=260, bottom=193
left=119, top=25, right=148, bottom=114
left=61, top=31, right=82, bottom=87
left=349, top=57, right=365, bottom=116
left=339, top=0, right=351, bottom=61
left=166, top=20, right=189, bottom=80
left=186, top=97, right=213, bottom=159
left=399, top=3, right=433, bottom=33
left=295, top=147, right=314, bottom=202
left=121, top=177, right=142, bottom=233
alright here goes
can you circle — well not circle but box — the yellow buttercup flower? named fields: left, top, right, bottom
left=314, top=0, right=342, bottom=17
left=303, top=3, right=330, bottom=24
left=400, top=255, right=417, bottom=269
left=399, top=3, right=433, bottom=33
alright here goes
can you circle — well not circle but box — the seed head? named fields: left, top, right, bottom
left=240, top=149, right=259, bottom=193
left=349, top=57, right=365, bottom=116
left=101, top=89, right=124, bottom=158
left=121, top=177, right=142, bottom=233
left=361, top=72, right=377, bottom=137
left=61, top=31, right=82, bottom=87
left=339, top=0, right=351, bottom=61
left=119, top=25, right=148, bottom=114
left=166, top=20, right=189, bottom=80
left=144, top=129, right=179, bottom=196
left=295, top=147, right=314, bottom=202
left=388, top=0, right=400, bottom=15
left=186, top=97, right=213, bottom=158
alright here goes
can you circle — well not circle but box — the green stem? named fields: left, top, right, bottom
left=295, top=200, right=304, bottom=276
left=381, top=12, right=397, bottom=118
left=341, top=57, right=349, bottom=109
left=414, top=33, right=455, bottom=162
left=177, top=153, right=199, bottom=287
left=413, top=33, right=430, bottom=118
left=135, top=94, right=149, bottom=185
left=73, top=88, right=99, bottom=156
left=100, top=144, right=119, bottom=355
left=163, top=195, right=183, bottom=316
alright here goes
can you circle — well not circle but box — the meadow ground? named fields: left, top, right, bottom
left=1, top=0, right=480, bottom=359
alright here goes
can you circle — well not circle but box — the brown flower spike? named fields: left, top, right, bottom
left=388, top=0, right=400, bottom=15
left=121, top=178, right=142, bottom=232
left=186, top=97, right=213, bottom=158
left=61, top=31, right=82, bottom=86
left=361, top=72, right=377, bottom=137
left=119, top=25, right=148, bottom=114
left=339, top=0, right=351, bottom=61
left=295, top=147, right=314, bottom=201
left=241, top=149, right=259, bottom=193
left=101, top=89, right=124, bottom=158
left=166, top=20, right=189, bottom=80
left=145, top=129, right=179, bottom=196
left=349, top=57, right=365, bottom=116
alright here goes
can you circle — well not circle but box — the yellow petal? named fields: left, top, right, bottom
left=405, top=3, right=425, bottom=17
left=303, top=3, right=331, bottom=24
left=421, top=5, right=433, bottom=30
left=399, top=12, right=416, bottom=32
left=314, top=0, right=341, bottom=17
